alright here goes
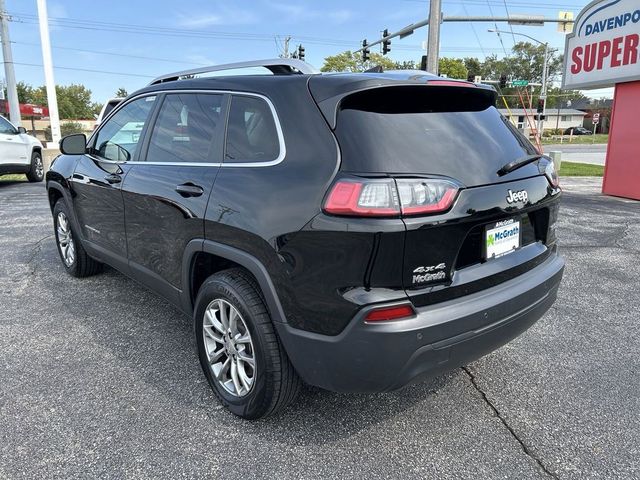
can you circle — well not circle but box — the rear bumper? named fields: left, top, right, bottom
left=277, top=251, right=564, bottom=393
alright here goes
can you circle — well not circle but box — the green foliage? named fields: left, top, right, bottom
left=321, top=51, right=397, bottom=72
left=13, top=82, right=96, bottom=119
left=44, top=121, right=86, bottom=142
left=438, top=58, right=467, bottom=79
left=115, top=87, right=128, bottom=98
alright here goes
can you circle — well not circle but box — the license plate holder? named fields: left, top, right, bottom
left=485, top=219, right=521, bottom=259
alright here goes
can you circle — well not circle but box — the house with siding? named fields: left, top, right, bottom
left=498, top=108, right=587, bottom=135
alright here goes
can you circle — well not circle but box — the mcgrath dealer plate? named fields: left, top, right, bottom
left=485, top=219, right=521, bottom=259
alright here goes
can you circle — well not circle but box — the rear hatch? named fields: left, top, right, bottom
left=312, top=78, right=560, bottom=306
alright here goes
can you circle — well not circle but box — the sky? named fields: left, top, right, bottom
left=3, top=0, right=614, bottom=104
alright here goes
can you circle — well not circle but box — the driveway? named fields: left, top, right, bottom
left=543, top=144, right=607, bottom=166
left=0, top=178, right=638, bottom=479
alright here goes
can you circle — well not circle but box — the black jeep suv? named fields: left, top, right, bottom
left=46, top=59, right=564, bottom=419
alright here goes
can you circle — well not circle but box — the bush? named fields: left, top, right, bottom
left=44, top=121, right=85, bottom=142
left=541, top=128, right=563, bottom=137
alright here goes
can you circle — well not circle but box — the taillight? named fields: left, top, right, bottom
left=323, top=177, right=459, bottom=217
left=323, top=179, right=400, bottom=217
left=396, top=179, right=459, bottom=215
left=365, top=304, right=416, bottom=322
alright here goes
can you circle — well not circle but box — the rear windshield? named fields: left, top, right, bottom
left=335, top=87, right=537, bottom=183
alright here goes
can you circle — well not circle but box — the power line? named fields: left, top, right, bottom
left=461, top=3, right=487, bottom=59
left=502, top=0, right=517, bottom=45
left=9, top=41, right=207, bottom=66
left=485, top=0, right=508, bottom=56
left=13, top=61, right=154, bottom=78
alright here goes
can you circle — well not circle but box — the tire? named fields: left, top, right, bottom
left=195, top=268, right=301, bottom=419
left=26, top=150, right=44, bottom=182
left=53, top=199, right=102, bottom=277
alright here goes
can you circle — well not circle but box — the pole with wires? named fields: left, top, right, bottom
left=36, top=0, right=61, bottom=145
left=0, top=0, right=21, bottom=125
left=536, top=42, right=549, bottom=145
left=426, top=0, right=441, bottom=73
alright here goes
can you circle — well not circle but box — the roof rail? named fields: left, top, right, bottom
left=148, top=58, right=319, bottom=85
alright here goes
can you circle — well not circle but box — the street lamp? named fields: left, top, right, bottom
left=488, top=29, right=550, bottom=144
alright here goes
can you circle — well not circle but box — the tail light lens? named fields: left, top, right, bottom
left=323, top=177, right=458, bottom=217
left=544, top=159, right=560, bottom=188
left=396, top=179, right=459, bottom=215
left=324, top=179, right=400, bottom=217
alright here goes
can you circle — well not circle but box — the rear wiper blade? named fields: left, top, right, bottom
left=497, top=154, right=545, bottom=176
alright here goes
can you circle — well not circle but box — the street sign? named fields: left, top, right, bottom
left=557, top=11, right=574, bottom=34
left=592, top=113, right=600, bottom=124
left=512, top=80, right=529, bottom=86
left=474, top=75, right=482, bottom=83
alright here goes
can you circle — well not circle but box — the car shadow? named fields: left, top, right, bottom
left=37, top=243, right=456, bottom=442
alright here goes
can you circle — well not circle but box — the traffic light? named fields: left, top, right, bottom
left=382, top=29, right=391, bottom=55
left=362, top=40, right=370, bottom=62
left=420, top=55, right=427, bottom=71
left=499, top=74, right=507, bottom=88
left=297, top=45, right=305, bottom=61
left=537, top=98, right=545, bottom=114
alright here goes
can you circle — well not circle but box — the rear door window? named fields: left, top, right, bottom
left=224, top=95, right=280, bottom=163
left=146, top=93, right=225, bottom=164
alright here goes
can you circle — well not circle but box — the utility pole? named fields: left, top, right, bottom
left=536, top=42, right=549, bottom=143
left=36, top=0, right=61, bottom=145
left=282, top=36, right=291, bottom=59
left=426, top=0, right=442, bottom=73
left=0, top=0, right=21, bottom=125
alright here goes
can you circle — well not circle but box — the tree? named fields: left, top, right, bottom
left=463, top=57, right=482, bottom=78
left=393, top=60, right=418, bottom=70
left=321, top=51, right=396, bottom=72
left=438, top=58, right=467, bottom=79
left=16, top=81, right=37, bottom=104
left=115, top=87, right=128, bottom=98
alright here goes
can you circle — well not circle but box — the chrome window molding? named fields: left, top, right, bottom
left=88, top=89, right=287, bottom=168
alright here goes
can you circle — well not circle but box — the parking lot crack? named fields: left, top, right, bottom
left=25, top=234, right=54, bottom=277
left=613, top=220, right=631, bottom=249
left=461, top=367, right=559, bottom=479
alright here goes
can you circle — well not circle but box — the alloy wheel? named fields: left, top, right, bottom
left=56, top=212, right=75, bottom=267
left=35, top=156, right=44, bottom=178
left=202, top=298, right=256, bottom=397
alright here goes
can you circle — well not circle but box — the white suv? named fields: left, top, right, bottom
left=0, top=115, right=44, bottom=182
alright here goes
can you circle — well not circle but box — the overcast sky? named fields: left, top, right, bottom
left=3, top=0, right=614, bottom=102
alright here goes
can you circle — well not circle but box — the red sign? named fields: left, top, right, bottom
left=0, top=99, right=50, bottom=118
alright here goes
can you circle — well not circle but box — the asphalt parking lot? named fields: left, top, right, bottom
left=1, top=177, right=638, bottom=479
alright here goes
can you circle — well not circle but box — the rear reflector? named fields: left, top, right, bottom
left=365, top=304, right=416, bottom=322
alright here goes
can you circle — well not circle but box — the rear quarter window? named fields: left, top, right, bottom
left=224, top=95, right=280, bottom=163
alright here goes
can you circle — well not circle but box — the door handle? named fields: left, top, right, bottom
left=104, top=173, right=122, bottom=184
left=175, top=183, right=204, bottom=197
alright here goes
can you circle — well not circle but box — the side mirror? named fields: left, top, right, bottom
left=60, top=133, right=87, bottom=155
left=17, top=126, right=27, bottom=134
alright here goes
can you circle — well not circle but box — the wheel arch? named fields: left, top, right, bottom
left=182, top=239, right=288, bottom=325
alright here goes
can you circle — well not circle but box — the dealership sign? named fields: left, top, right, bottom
left=563, top=0, right=640, bottom=89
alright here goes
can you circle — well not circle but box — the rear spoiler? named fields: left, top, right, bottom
left=310, top=79, right=497, bottom=129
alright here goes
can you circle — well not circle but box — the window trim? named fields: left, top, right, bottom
left=88, top=89, right=286, bottom=168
